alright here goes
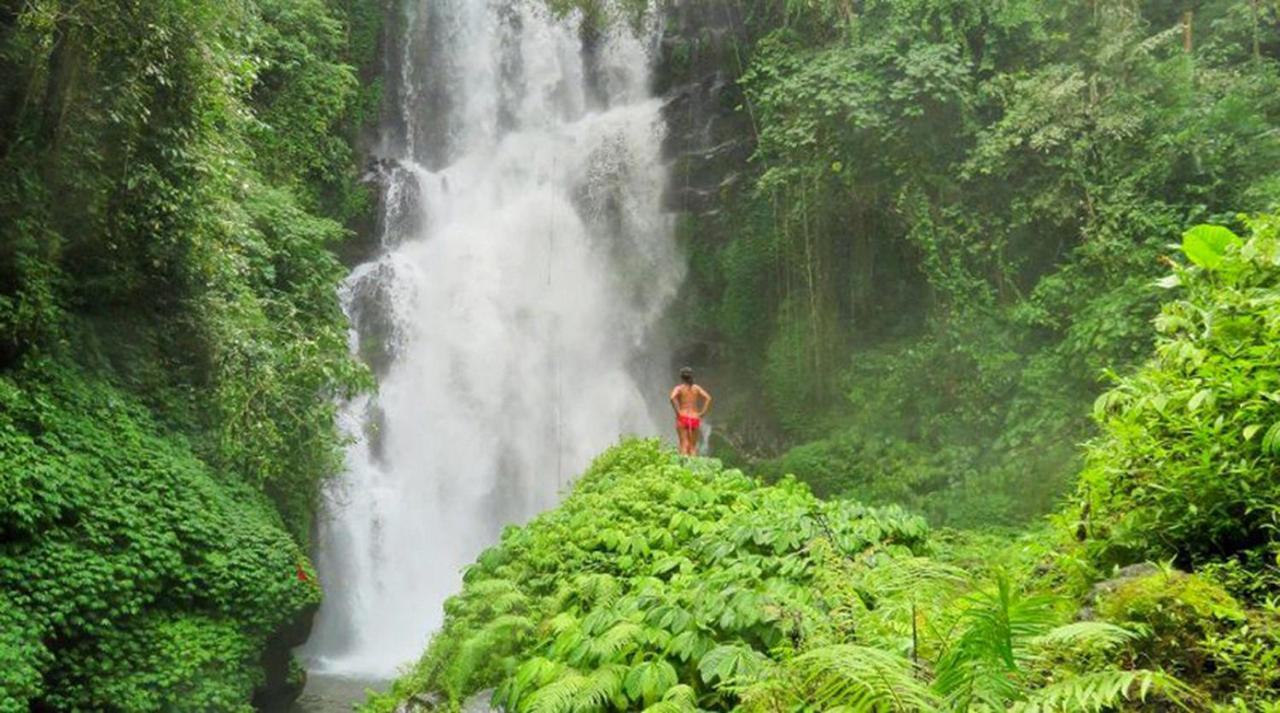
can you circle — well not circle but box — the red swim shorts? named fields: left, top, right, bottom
left=677, top=414, right=701, bottom=430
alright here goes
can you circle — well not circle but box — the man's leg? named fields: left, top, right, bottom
left=689, top=426, right=700, bottom=456
left=676, top=424, right=687, bottom=455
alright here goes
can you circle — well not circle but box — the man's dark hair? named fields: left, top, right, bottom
left=680, top=367, right=694, bottom=384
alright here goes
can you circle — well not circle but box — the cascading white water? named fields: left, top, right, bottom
left=299, top=0, right=680, bottom=677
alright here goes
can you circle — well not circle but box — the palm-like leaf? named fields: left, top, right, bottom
left=934, top=572, right=1060, bottom=708
left=524, top=670, right=588, bottom=713
left=786, top=644, right=940, bottom=712
left=1029, top=621, right=1141, bottom=652
left=1012, top=669, right=1195, bottom=713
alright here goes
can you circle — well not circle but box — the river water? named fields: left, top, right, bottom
left=295, top=0, right=678, bottom=690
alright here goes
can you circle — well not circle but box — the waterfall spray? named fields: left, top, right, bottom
left=299, top=0, right=680, bottom=677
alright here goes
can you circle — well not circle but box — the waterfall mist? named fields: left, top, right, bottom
left=299, top=0, right=680, bottom=677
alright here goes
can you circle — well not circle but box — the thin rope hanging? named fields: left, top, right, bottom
left=547, top=149, right=565, bottom=489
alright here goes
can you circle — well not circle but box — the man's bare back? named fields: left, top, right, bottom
left=670, top=367, right=711, bottom=456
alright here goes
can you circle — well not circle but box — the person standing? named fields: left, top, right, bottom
left=670, top=367, right=712, bottom=456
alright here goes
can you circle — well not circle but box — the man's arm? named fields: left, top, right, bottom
left=669, top=386, right=680, bottom=415
left=696, top=386, right=712, bottom=417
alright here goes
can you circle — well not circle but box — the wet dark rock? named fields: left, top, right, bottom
left=346, top=260, right=407, bottom=378
left=462, top=690, right=500, bottom=713
left=656, top=0, right=754, bottom=217
left=393, top=691, right=443, bottom=713
left=388, top=689, right=497, bottom=713
left=254, top=600, right=320, bottom=710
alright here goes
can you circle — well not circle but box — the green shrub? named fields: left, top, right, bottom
left=1199, top=602, right=1280, bottom=709
left=371, top=442, right=1198, bottom=713
left=0, top=362, right=321, bottom=710
left=1096, top=569, right=1244, bottom=678
left=365, top=439, right=930, bottom=712
left=1072, top=216, right=1280, bottom=572
left=0, top=0, right=382, bottom=704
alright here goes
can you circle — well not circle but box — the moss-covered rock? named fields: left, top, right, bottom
left=1096, top=568, right=1244, bottom=679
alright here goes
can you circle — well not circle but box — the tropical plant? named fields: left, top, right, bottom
left=672, top=0, right=1280, bottom=527
left=365, top=440, right=931, bottom=712
left=1072, top=216, right=1280, bottom=573
left=0, top=0, right=382, bottom=707
left=372, top=442, right=1197, bottom=713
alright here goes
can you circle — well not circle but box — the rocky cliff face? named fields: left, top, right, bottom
left=655, top=0, right=754, bottom=216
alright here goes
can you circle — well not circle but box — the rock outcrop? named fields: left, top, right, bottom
left=656, top=0, right=755, bottom=216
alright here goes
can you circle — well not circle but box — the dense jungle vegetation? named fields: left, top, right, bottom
left=371, top=0, right=1280, bottom=711
left=0, top=0, right=382, bottom=708
left=670, top=0, right=1280, bottom=527
left=6, top=0, right=1280, bottom=710
left=374, top=219, right=1280, bottom=710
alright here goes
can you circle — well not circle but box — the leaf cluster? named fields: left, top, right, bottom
left=373, top=441, right=1196, bottom=713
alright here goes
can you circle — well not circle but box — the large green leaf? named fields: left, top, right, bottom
left=698, top=644, right=771, bottom=686
left=1181, top=225, right=1242, bottom=270
left=624, top=659, right=679, bottom=706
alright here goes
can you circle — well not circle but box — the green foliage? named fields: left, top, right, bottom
left=745, top=644, right=939, bottom=712
left=372, top=442, right=1198, bottom=712
left=678, top=0, right=1280, bottom=526
left=1012, top=669, right=1193, bottom=713
left=1199, top=600, right=1280, bottom=708
left=1182, top=225, right=1244, bottom=270
left=0, top=0, right=376, bottom=535
left=1072, top=216, right=1280, bottom=572
left=365, top=440, right=931, bottom=712
left=0, top=0, right=383, bottom=707
left=1096, top=569, right=1244, bottom=678
left=0, top=362, right=321, bottom=710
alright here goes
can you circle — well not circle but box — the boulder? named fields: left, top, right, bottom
left=1078, top=562, right=1162, bottom=620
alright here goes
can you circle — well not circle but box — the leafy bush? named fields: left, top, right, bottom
left=0, top=0, right=383, bottom=707
left=1095, top=568, right=1244, bottom=679
left=676, top=0, right=1280, bottom=527
left=0, top=362, right=321, bottom=710
left=1072, top=216, right=1280, bottom=572
left=1199, top=601, right=1280, bottom=708
left=371, top=441, right=1194, bottom=713
left=0, top=0, right=376, bottom=538
left=365, top=440, right=930, bottom=711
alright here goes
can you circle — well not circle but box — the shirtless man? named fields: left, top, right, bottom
left=670, top=367, right=712, bottom=456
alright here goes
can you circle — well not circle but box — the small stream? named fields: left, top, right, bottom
left=288, top=674, right=389, bottom=713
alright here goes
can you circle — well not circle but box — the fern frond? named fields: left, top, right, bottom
left=581, top=607, right=619, bottom=635
left=661, top=684, right=697, bottom=705
left=578, top=573, right=623, bottom=607
left=857, top=556, right=969, bottom=597
left=934, top=572, right=1060, bottom=708
left=589, top=621, right=645, bottom=662
left=466, top=577, right=522, bottom=600
left=1030, top=621, right=1141, bottom=652
left=1013, top=669, right=1195, bottom=713
left=491, top=590, right=530, bottom=614
left=793, top=644, right=940, bottom=712
left=640, top=702, right=698, bottom=713
left=546, top=611, right=579, bottom=635
left=573, top=663, right=628, bottom=711
left=526, top=670, right=588, bottom=713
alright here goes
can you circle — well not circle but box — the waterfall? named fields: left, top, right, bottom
left=298, top=0, right=680, bottom=677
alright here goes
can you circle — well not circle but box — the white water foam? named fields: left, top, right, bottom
left=299, top=0, right=680, bottom=677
